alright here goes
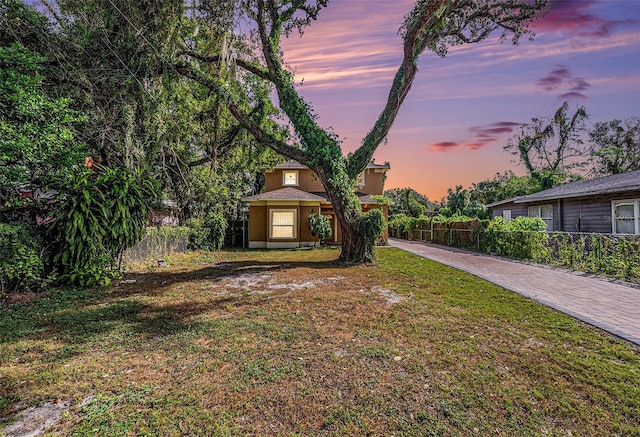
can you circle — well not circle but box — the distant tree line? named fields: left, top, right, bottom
left=385, top=102, right=639, bottom=220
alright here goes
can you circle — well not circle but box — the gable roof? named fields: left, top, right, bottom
left=242, top=187, right=327, bottom=202
left=273, top=161, right=390, bottom=170
left=514, top=170, right=640, bottom=203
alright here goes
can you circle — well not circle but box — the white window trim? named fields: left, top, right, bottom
left=282, top=170, right=299, bottom=187
left=269, top=209, right=297, bottom=239
left=355, top=171, right=365, bottom=187
left=528, top=204, right=553, bottom=231
left=502, top=210, right=512, bottom=221
left=611, top=199, right=640, bottom=235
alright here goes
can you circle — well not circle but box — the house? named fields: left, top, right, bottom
left=148, top=200, right=180, bottom=227
left=242, top=161, right=390, bottom=248
left=487, top=169, right=640, bottom=234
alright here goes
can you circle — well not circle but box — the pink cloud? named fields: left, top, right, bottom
left=428, top=141, right=486, bottom=152
left=428, top=121, right=521, bottom=153
left=533, top=0, right=636, bottom=38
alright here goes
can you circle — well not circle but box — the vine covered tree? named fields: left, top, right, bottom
left=588, top=118, right=640, bottom=176
left=505, top=101, right=589, bottom=190
left=174, top=0, right=550, bottom=263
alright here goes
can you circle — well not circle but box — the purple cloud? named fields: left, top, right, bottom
left=428, top=141, right=486, bottom=152
left=536, top=65, right=591, bottom=100
left=533, top=1, right=637, bottom=38
left=536, top=66, right=573, bottom=91
left=559, top=92, right=588, bottom=100
left=428, top=122, right=520, bottom=152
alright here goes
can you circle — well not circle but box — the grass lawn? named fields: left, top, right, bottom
left=1, top=247, right=638, bottom=436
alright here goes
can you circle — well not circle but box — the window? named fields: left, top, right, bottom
left=612, top=199, right=640, bottom=234
left=270, top=210, right=296, bottom=239
left=502, top=210, right=512, bottom=221
left=282, top=170, right=298, bottom=186
left=355, top=171, right=365, bottom=187
left=528, top=204, right=553, bottom=231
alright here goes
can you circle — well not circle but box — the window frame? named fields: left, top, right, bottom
left=612, top=199, right=640, bottom=235
left=528, top=204, right=554, bottom=231
left=355, top=171, right=365, bottom=187
left=282, top=170, right=299, bottom=187
left=269, top=209, right=297, bottom=239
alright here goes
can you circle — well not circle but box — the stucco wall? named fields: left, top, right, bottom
left=248, top=205, right=267, bottom=242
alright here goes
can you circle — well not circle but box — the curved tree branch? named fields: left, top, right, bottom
left=174, top=62, right=308, bottom=164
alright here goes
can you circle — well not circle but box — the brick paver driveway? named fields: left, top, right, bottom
left=389, top=239, right=640, bottom=346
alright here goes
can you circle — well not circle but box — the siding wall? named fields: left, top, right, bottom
left=491, top=190, right=640, bottom=233
left=559, top=190, right=640, bottom=233
left=490, top=202, right=529, bottom=220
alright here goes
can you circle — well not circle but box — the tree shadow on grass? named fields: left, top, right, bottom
left=0, top=259, right=350, bottom=347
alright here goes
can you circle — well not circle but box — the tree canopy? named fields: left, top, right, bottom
left=173, top=0, right=551, bottom=263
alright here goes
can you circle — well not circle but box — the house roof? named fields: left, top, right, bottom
left=273, top=161, right=390, bottom=170
left=485, top=197, right=518, bottom=208
left=308, top=191, right=381, bottom=205
left=242, top=187, right=327, bottom=202
left=514, top=169, right=640, bottom=203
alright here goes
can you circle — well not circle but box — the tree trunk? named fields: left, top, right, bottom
left=318, top=170, right=382, bottom=264
left=338, top=221, right=376, bottom=264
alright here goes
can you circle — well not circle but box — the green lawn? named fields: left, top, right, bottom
left=1, top=248, right=638, bottom=436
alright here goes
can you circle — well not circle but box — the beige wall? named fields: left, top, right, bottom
left=265, top=168, right=386, bottom=195
left=248, top=205, right=267, bottom=242
left=299, top=205, right=320, bottom=243
left=358, top=169, right=385, bottom=195
left=265, top=169, right=324, bottom=192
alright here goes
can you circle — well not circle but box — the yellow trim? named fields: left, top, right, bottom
left=266, top=200, right=301, bottom=206
left=248, top=200, right=267, bottom=206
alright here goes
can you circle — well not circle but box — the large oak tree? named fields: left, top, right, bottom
left=175, top=0, right=550, bottom=263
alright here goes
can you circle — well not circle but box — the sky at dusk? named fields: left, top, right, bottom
left=279, top=0, right=640, bottom=201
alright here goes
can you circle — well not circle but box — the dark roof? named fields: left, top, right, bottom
left=514, top=170, right=640, bottom=203
left=485, top=197, right=518, bottom=208
left=274, top=160, right=390, bottom=170
left=243, top=189, right=382, bottom=205
left=242, top=187, right=327, bottom=202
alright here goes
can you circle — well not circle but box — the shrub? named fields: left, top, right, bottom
left=482, top=216, right=550, bottom=260
left=188, top=212, right=228, bottom=251
left=0, top=223, right=54, bottom=293
left=309, top=211, right=332, bottom=243
left=48, top=166, right=156, bottom=286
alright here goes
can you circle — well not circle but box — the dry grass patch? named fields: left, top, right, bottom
left=1, top=247, right=638, bottom=436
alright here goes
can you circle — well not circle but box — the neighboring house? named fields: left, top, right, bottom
left=148, top=200, right=180, bottom=227
left=487, top=169, right=640, bottom=234
left=242, top=161, right=390, bottom=248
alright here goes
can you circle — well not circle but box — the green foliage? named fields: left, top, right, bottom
left=588, top=117, right=640, bottom=176
left=308, top=211, right=332, bottom=243
left=188, top=212, right=228, bottom=251
left=388, top=213, right=417, bottom=239
left=0, top=43, right=86, bottom=205
left=49, top=166, right=156, bottom=286
left=546, top=233, right=640, bottom=282
left=469, top=170, right=541, bottom=205
left=354, top=208, right=386, bottom=252
left=385, top=188, right=433, bottom=217
left=482, top=217, right=550, bottom=260
left=0, top=223, right=54, bottom=293
left=505, top=102, right=589, bottom=189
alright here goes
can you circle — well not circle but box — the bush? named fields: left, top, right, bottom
left=188, top=212, right=228, bottom=251
left=309, top=211, right=332, bottom=243
left=48, top=166, right=156, bottom=286
left=0, top=223, right=54, bottom=293
left=482, top=216, right=550, bottom=260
